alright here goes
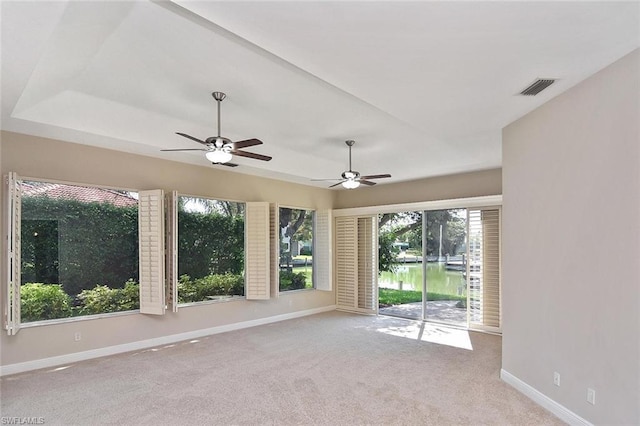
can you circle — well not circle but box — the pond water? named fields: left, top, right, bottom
left=379, top=263, right=466, bottom=297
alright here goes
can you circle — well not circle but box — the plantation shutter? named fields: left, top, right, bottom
left=357, top=216, right=377, bottom=313
left=165, top=190, right=178, bottom=312
left=245, top=202, right=270, bottom=300
left=269, top=203, right=279, bottom=298
left=4, top=173, right=21, bottom=335
left=314, top=209, right=332, bottom=291
left=468, top=208, right=501, bottom=331
left=335, top=216, right=357, bottom=310
left=138, top=189, right=166, bottom=315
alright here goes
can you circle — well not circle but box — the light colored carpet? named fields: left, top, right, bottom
left=1, top=311, right=563, bottom=425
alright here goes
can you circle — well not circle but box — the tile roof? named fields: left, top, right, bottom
left=21, top=182, right=138, bottom=207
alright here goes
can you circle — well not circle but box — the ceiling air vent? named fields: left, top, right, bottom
left=519, top=78, right=556, bottom=96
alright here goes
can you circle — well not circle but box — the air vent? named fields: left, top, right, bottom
left=520, top=79, right=556, bottom=96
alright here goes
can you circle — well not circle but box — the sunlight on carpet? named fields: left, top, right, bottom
left=375, top=320, right=473, bottom=350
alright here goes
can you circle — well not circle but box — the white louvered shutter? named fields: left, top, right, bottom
left=138, top=190, right=166, bottom=315
left=357, top=216, right=377, bottom=313
left=314, top=210, right=332, bottom=291
left=5, top=173, right=21, bottom=335
left=269, top=203, right=279, bottom=298
left=468, top=208, right=501, bottom=331
left=246, top=202, right=270, bottom=300
left=335, top=216, right=357, bottom=310
left=165, top=191, right=178, bottom=312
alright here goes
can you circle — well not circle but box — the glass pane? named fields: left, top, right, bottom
left=177, top=196, right=245, bottom=303
left=424, top=209, right=467, bottom=326
left=378, top=211, right=423, bottom=319
left=20, top=181, right=139, bottom=322
left=279, top=207, right=314, bottom=291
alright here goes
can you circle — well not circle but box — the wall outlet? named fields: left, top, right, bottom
left=74, top=332, right=81, bottom=342
left=587, top=388, right=596, bottom=405
left=553, top=372, right=560, bottom=387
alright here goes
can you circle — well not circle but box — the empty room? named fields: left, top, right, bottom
left=1, top=1, right=638, bottom=425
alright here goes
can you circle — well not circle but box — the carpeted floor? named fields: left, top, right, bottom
left=1, top=311, right=563, bottom=425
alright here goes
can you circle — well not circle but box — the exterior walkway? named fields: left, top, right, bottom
left=379, top=300, right=467, bottom=325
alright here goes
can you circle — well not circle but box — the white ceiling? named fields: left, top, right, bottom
left=2, top=1, right=638, bottom=188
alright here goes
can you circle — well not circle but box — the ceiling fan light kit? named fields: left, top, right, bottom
left=161, top=91, right=272, bottom=166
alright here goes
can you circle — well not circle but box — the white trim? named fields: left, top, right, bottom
left=500, top=369, right=593, bottom=426
left=333, top=194, right=502, bottom=217
left=0, top=305, right=336, bottom=377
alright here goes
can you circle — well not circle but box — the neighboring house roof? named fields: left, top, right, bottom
left=21, top=182, right=138, bottom=207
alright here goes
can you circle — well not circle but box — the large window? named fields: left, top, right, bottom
left=19, top=180, right=139, bottom=322
left=177, top=196, right=245, bottom=303
left=278, top=207, right=314, bottom=292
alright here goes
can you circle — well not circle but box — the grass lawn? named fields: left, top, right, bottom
left=378, top=288, right=465, bottom=306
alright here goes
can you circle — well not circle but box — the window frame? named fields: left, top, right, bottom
left=3, top=174, right=166, bottom=332
left=173, top=192, right=248, bottom=307
left=277, top=204, right=317, bottom=293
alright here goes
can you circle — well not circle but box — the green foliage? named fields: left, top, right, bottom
left=177, top=274, right=244, bottom=303
left=279, top=271, right=307, bottom=291
left=178, top=210, right=244, bottom=278
left=21, top=283, right=73, bottom=322
left=78, top=280, right=140, bottom=315
left=378, top=288, right=465, bottom=307
left=21, top=196, right=138, bottom=295
left=378, top=231, right=400, bottom=274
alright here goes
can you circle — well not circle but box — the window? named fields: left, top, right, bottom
left=19, top=179, right=140, bottom=322
left=278, top=207, right=314, bottom=292
left=177, top=196, right=245, bottom=303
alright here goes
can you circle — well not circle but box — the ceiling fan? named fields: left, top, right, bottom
left=313, top=140, right=391, bottom=189
left=161, top=91, right=272, bottom=167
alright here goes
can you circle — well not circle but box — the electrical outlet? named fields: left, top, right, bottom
left=74, top=332, right=81, bottom=342
left=553, top=372, right=560, bottom=387
left=587, top=388, right=596, bottom=405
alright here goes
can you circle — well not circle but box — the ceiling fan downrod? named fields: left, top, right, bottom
left=212, top=91, right=226, bottom=138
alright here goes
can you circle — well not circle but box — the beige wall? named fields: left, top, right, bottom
left=502, top=49, right=639, bottom=424
left=334, top=168, right=501, bottom=209
left=0, top=131, right=335, bottom=366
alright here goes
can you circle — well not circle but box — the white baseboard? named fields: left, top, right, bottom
left=500, top=369, right=593, bottom=426
left=0, top=305, right=336, bottom=377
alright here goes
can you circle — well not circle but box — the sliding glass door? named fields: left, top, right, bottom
left=377, top=207, right=500, bottom=330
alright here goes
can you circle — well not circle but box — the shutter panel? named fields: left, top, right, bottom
left=468, top=208, right=501, bottom=331
left=138, top=190, right=166, bottom=315
left=5, top=173, right=21, bottom=335
left=165, top=191, right=178, bottom=312
left=246, top=202, right=270, bottom=300
left=314, top=209, right=332, bottom=291
left=481, top=209, right=501, bottom=328
left=270, top=203, right=279, bottom=298
left=335, top=216, right=357, bottom=309
left=357, top=216, right=377, bottom=313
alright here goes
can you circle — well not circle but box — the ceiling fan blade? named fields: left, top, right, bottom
left=161, top=148, right=208, bottom=152
left=233, top=138, right=263, bottom=149
left=359, top=180, right=377, bottom=186
left=329, top=181, right=346, bottom=188
left=212, top=162, right=239, bottom=168
left=360, top=174, right=391, bottom=180
left=311, top=178, right=342, bottom=181
left=176, top=132, right=208, bottom=145
left=232, top=150, right=272, bottom=161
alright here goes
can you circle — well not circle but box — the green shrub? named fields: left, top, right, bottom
left=21, top=283, right=73, bottom=322
left=78, top=280, right=140, bottom=315
left=279, top=271, right=307, bottom=291
left=177, top=273, right=244, bottom=303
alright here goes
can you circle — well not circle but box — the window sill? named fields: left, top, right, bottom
left=20, top=309, right=140, bottom=328
left=279, top=287, right=316, bottom=295
left=177, top=295, right=245, bottom=308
